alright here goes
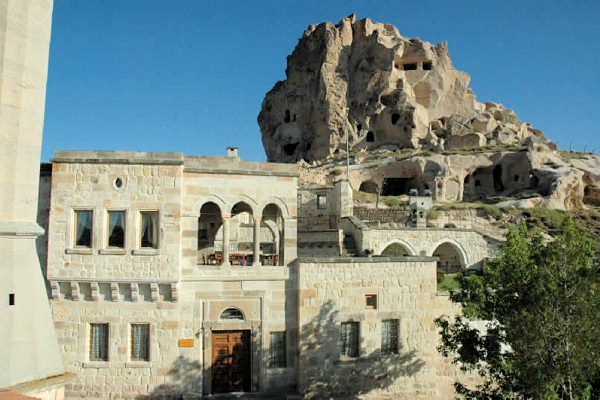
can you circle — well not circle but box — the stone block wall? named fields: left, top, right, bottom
left=51, top=294, right=185, bottom=399
left=297, top=257, right=440, bottom=399
left=361, top=228, right=496, bottom=269
left=47, top=152, right=184, bottom=280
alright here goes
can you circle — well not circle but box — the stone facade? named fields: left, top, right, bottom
left=39, top=149, right=496, bottom=399
left=297, top=257, right=480, bottom=399
left=44, top=150, right=299, bottom=399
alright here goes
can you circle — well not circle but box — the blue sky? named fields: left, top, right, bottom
left=43, top=0, right=599, bottom=162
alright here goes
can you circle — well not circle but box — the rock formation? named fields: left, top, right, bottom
left=259, top=15, right=600, bottom=211
left=258, top=14, right=552, bottom=163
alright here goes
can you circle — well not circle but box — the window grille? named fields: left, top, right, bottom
left=341, top=321, right=359, bottom=357
left=75, top=210, right=93, bottom=247
left=270, top=331, right=286, bottom=368
left=381, top=319, right=399, bottom=355
left=131, top=324, right=150, bottom=361
left=317, top=194, right=327, bottom=209
left=220, top=308, right=244, bottom=320
left=90, top=323, right=108, bottom=361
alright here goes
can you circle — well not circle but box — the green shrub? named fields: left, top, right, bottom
left=437, top=268, right=446, bottom=284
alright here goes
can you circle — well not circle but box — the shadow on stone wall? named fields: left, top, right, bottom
left=137, top=356, right=203, bottom=400
left=299, top=300, right=425, bottom=399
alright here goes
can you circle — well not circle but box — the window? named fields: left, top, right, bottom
left=341, top=321, right=359, bottom=357
left=220, top=307, right=244, bottom=320
left=140, top=211, right=158, bottom=248
left=270, top=331, right=286, bottom=368
left=74, top=210, right=93, bottom=247
left=381, top=319, right=399, bottom=355
left=107, top=211, right=125, bottom=248
left=317, top=194, right=327, bottom=209
left=365, top=294, right=377, bottom=309
left=90, top=323, right=108, bottom=361
left=131, top=324, right=150, bottom=361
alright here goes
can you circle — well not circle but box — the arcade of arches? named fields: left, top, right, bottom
left=198, top=201, right=284, bottom=266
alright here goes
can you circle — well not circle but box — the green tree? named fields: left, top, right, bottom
left=436, top=217, right=600, bottom=400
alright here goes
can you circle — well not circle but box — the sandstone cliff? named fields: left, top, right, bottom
left=258, top=14, right=551, bottom=163
left=259, top=15, right=599, bottom=210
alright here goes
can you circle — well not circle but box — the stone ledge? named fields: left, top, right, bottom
left=299, top=255, right=436, bottom=263
left=82, top=361, right=110, bottom=369
left=6, top=373, right=76, bottom=395
left=132, top=248, right=160, bottom=256
left=99, top=248, right=126, bottom=255
left=52, top=150, right=184, bottom=165
left=66, top=247, right=93, bottom=255
left=125, top=361, right=152, bottom=368
left=0, top=221, right=44, bottom=238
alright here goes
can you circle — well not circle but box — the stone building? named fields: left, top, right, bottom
left=37, top=147, right=494, bottom=399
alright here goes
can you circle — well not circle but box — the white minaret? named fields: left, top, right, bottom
left=0, top=0, right=64, bottom=387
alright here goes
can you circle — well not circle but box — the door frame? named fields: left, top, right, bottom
left=211, top=329, right=252, bottom=393
left=202, top=319, right=261, bottom=395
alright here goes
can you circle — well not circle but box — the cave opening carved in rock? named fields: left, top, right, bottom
left=359, top=181, right=379, bottom=194
left=381, top=177, right=425, bottom=196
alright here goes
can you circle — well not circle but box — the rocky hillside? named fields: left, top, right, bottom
left=258, top=15, right=600, bottom=210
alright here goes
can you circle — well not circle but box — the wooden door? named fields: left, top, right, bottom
left=212, top=330, right=251, bottom=393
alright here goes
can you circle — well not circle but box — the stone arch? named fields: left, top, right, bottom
left=258, top=197, right=290, bottom=218
left=220, top=307, right=245, bottom=321
left=198, top=202, right=223, bottom=265
left=429, top=239, right=468, bottom=273
left=193, top=194, right=226, bottom=215
left=377, top=240, right=417, bottom=256
left=261, top=203, right=284, bottom=266
left=225, top=195, right=259, bottom=216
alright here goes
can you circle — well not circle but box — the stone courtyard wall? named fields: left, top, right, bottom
left=361, top=228, right=497, bottom=269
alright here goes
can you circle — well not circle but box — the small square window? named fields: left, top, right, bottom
left=107, top=211, right=125, bottom=248
left=381, top=319, right=399, bottom=355
left=74, top=210, right=93, bottom=247
left=317, top=194, right=327, bottom=209
left=140, top=211, right=158, bottom=248
left=269, top=331, right=286, bottom=368
left=365, top=294, right=377, bottom=309
left=131, top=324, right=150, bottom=361
left=90, top=323, right=109, bottom=361
left=341, top=321, right=359, bottom=357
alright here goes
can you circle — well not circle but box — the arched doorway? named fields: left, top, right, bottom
left=198, top=202, right=222, bottom=265
left=432, top=242, right=466, bottom=273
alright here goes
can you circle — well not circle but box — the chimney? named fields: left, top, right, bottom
left=227, top=146, right=238, bottom=158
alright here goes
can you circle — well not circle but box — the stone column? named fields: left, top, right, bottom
left=222, top=215, right=231, bottom=266
left=252, top=214, right=261, bottom=266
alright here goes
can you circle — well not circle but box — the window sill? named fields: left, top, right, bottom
left=132, top=249, right=159, bottom=256
left=99, top=248, right=126, bottom=255
left=83, top=361, right=110, bottom=368
left=66, top=248, right=93, bottom=255
left=125, top=361, right=152, bottom=368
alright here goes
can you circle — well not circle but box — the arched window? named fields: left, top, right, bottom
left=220, top=308, right=245, bottom=321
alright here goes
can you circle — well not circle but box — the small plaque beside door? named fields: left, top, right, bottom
left=179, top=339, right=194, bottom=347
